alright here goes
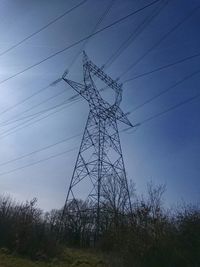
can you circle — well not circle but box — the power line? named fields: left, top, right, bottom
left=0, top=92, right=73, bottom=128
left=0, top=122, right=130, bottom=175
left=3, top=66, right=199, bottom=141
left=0, top=91, right=198, bottom=177
left=120, top=5, right=200, bottom=78
left=124, top=51, right=200, bottom=83
left=132, top=93, right=200, bottom=128
left=0, top=0, right=88, bottom=57
left=103, top=0, right=169, bottom=69
left=0, top=98, right=81, bottom=140
left=0, top=1, right=114, bottom=121
left=69, top=0, right=163, bottom=96
left=0, top=88, right=68, bottom=127
left=73, top=0, right=167, bottom=97
left=1, top=2, right=198, bottom=131
left=0, top=0, right=161, bottom=86
left=67, top=0, right=116, bottom=71
left=0, top=0, right=158, bottom=125
left=0, top=0, right=168, bottom=127
left=0, top=0, right=159, bottom=129
left=0, top=146, right=78, bottom=177
left=0, top=125, right=128, bottom=176
left=1, top=91, right=199, bottom=175
left=128, top=68, right=200, bottom=114
left=0, top=133, right=81, bottom=167
left=99, top=0, right=168, bottom=92
left=0, top=76, right=66, bottom=121
left=0, top=99, right=78, bottom=138
left=1, top=0, right=185, bottom=139
left=0, top=83, right=52, bottom=117
left=2, top=51, right=199, bottom=139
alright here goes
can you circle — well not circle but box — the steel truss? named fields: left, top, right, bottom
left=61, top=52, right=132, bottom=240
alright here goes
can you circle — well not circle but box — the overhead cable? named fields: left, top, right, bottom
left=124, top=52, right=200, bottom=83
left=0, top=0, right=161, bottom=86
left=120, top=5, right=200, bottom=78
left=128, top=69, right=200, bottom=114
left=0, top=0, right=88, bottom=57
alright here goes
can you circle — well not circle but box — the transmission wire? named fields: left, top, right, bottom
left=103, top=0, right=169, bottom=69
left=0, top=147, right=78, bottom=177
left=0, top=126, right=132, bottom=176
left=128, top=68, right=200, bottom=114
left=0, top=0, right=88, bottom=57
left=0, top=99, right=81, bottom=139
left=0, top=89, right=68, bottom=127
left=1, top=89, right=199, bottom=177
left=0, top=0, right=114, bottom=122
left=122, top=93, right=200, bottom=135
left=0, top=0, right=161, bottom=86
left=0, top=1, right=117, bottom=131
left=139, top=93, right=200, bottom=125
left=119, top=5, right=200, bottom=78
left=0, top=133, right=81, bottom=167
left=67, top=0, right=116, bottom=71
left=124, top=51, right=200, bottom=83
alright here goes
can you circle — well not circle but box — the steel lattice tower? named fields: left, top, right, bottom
left=62, top=52, right=132, bottom=238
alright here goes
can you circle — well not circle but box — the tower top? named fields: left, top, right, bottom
left=62, top=52, right=132, bottom=126
left=82, top=51, right=122, bottom=107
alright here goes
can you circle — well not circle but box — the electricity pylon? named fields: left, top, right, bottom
left=62, top=52, right=132, bottom=239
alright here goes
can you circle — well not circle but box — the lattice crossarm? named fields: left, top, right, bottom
left=63, top=78, right=89, bottom=102
left=115, top=107, right=133, bottom=127
left=83, top=51, right=122, bottom=106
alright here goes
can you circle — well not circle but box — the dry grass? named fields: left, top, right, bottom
left=0, top=248, right=107, bottom=267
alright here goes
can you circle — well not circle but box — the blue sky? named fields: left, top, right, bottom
left=0, top=0, right=199, bottom=210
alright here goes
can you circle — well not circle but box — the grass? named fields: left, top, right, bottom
left=0, top=248, right=107, bottom=267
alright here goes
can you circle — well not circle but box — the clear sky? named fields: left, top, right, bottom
left=0, top=0, right=199, bottom=211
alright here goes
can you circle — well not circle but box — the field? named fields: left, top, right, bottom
left=0, top=248, right=107, bottom=267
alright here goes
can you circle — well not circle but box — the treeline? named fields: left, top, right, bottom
left=99, top=183, right=200, bottom=267
left=0, top=183, right=199, bottom=266
left=0, top=196, right=60, bottom=260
